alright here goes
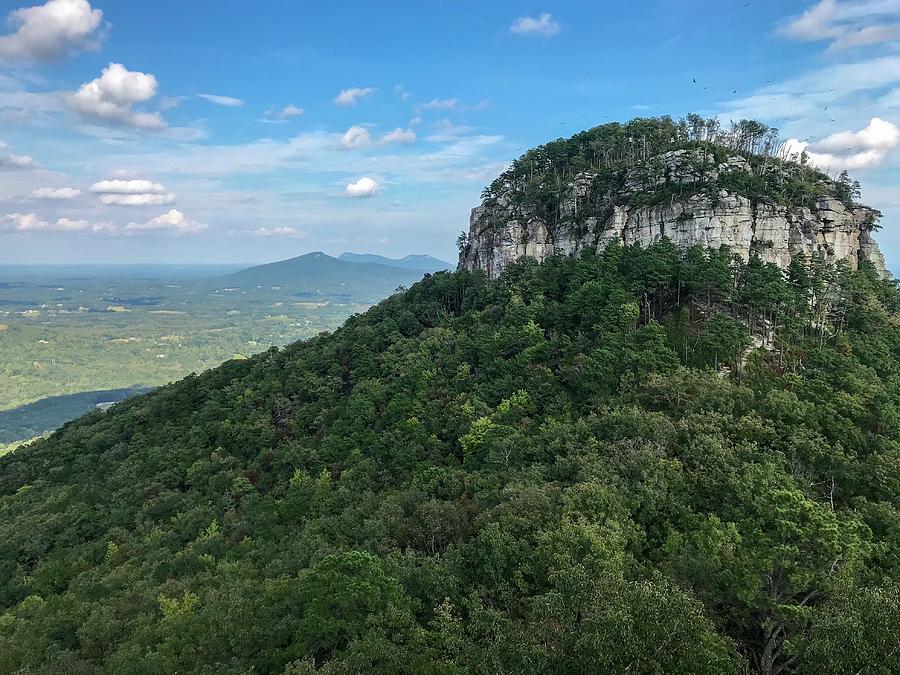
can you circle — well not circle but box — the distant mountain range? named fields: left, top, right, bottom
left=338, top=252, right=453, bottom=271
left=214, top=252, right=437, bottom=303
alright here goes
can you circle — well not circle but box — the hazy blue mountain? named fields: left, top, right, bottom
left=339, top=252, right=453, bottom=271
left=215, top=252, right=428, bottom=302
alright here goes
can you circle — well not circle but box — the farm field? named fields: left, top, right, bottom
left=0, top=263, right=380, bottom=439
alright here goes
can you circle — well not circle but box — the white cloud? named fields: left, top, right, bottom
left=261, top=104, right=304, bottom=122
left=409, top=116, right=423, bottom=126
left=53, top=217, right=113, bottom=232
left=464, top=99, right=493, bottom=112
left=381, top=127, right=416, bottom=145
left=784, top=117, right=900, bottom=169
left=334, top=87, right=375, bottom=106
left=1, top=211, right=112, bottom=232
left=91, top=178, right=167, bottom=194
left=0, top=0, right=104, bottom=62
left=277, top=104, right=304, bottom=117
left=394, top=84, right=410, bottom=101
left=778, top=0, right=900, bottom=50
left=82, top=128, right=507, bottom=187
left=91, top=178, right=174, bottom=206
left=253, top=226, right=304, bottom=237
left=425, top=119, right=476, bottom=142
left=720, top=54, right=900, bottom=122
left=0, top=152, right=38, bottom=169
left=415, top=97, right=458, bottom=113
left=31, top=186, right=81, bottom=199
left=70, top=63, right=165, bottom=129
left=881, top=87, right=900, bottom=107
left=198, top=93, right=244, bottom=107
left=2, top=211, right=45, bottom=230
left=0, top=140, right=38, bottom=168
left=340, top=125, right=370, bottom=149
left=124, top=208, right=206, bottom=234
left=159, top=96, right=181, bottom=110
left=509, top=12, right=561, bottom=37
left=100, top=192, right=175, bottom=206
left=346, top=177, right=378, bottom=197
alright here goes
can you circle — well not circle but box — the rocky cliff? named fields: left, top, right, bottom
left=458, top=130, right=887, bottom=279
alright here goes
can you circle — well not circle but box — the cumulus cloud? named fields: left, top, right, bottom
left=778, top=0, right=900, bottom=50
left=124, top=208, right=206, bottom=234
left=0, top=140, right=38, bottom=169
left=31, top=186, right=81, bottom=199
left=0, top=0, right=104, bottom=61
left=2, top=211, right=45, bottom=231
left=1, top=211, right=112, bottom=232
left=784, top=117, right=900, bottom=169
left=340, top=125, right=371, bottom=149
left=197, top=93, right=244, bottom=107
left=90, top=178, right=175, bottom=205
left=0, top=152, right=38, bottom=169
left=509, top=12, right=561, bottom=37
left=253, top=226, right=304, bottom=237
left=70, top=63, right=165, bottom=129
left=91, top=179, right=167, bottom=194
left=345, top=177, right=378, bottom=197
left=334, top=87, right=375, bottom=106
left=381, top=127, right=416, bottom=145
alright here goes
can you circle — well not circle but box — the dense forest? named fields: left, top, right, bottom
left=0, top=388, right=150, bottom=444
left=1, top=242, right=899, bottom=673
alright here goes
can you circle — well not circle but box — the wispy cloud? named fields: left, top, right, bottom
left=778, top=0, right=900, bottom=50
left=262, top=104, right=304, bottom=122
left=509, top=12, right=561, bottom=37
left=415, top=97, right=458, bottom=113
left=334, top=87, right=375, bottom=106
left=197, top=93, right=244, bottom=107
left=253, top=226, right=305, bottom=237
left=31, top=186, right=81, bottom=199
left=381, top=127, right=416, bottom=145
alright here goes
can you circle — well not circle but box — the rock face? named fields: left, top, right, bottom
left=459, top=149, right=888, bottom=279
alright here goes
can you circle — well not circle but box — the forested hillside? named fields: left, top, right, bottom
left=1, top=243, right=898, bottom=674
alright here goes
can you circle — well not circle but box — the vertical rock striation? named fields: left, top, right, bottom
left=459, top=147, right=887, bottom=279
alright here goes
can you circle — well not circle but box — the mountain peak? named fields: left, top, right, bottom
left=458, top=116, right=887, bottom=279
left=339, top=252, right=453, bottom=271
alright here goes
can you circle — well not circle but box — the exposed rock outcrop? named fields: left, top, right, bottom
left=459, top=148, right=888, bottom=279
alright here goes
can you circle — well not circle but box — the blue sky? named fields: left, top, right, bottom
left=1, top=0, right=899, bottom=267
